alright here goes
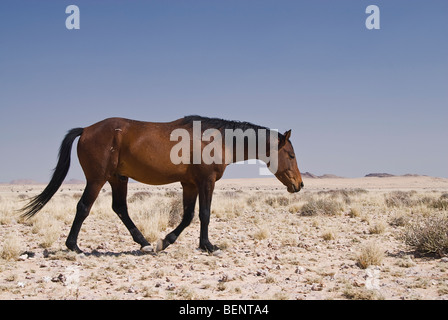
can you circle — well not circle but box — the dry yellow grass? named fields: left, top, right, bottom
left=356, top=241, right=384, bottom=269
left=0, top=232, right=22, bottom=261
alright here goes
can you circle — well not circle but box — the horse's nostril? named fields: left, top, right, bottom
left=300, top=182, right=304, bottom=188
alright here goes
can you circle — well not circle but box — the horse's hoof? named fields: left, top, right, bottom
left=199, top=243, right=220, bottom=253
left=66, top=243, right=83, bottom=254
left=155, top=239, right=164, bottom=252
left=141, top=245, right=153, bottom=254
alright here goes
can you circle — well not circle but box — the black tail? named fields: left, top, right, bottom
left=21, top=128, right=84, bottom=219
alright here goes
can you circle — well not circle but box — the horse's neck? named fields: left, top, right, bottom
left=228, top=136, right=271, bottom=164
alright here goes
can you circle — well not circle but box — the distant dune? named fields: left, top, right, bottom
left=319, top=174, right=344, bottom=179
left=365, top=173, right=427, bottom=178
left=301, top=172, right=319, bottom=179
left=301, top=172, right=429, bottom=179
left=365, top=173, right=395, bottom=178
left=301, top=172, right=344, bottom=179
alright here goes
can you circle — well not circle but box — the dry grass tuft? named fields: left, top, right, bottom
left=368, top=221, right=387, bottom=234
left=430, top=196, right=448, bottom=211
left=128, top=191, right=152, bottom=203
left=168, top=198, right=183, bottom=227
left=265, top=195, right=290, bottom=207
left=1, top=232, right=22, bottom=261
left=384, top=191, right=416, bottom=207
left=253, top=225, right=270, bottom=240
left=300, top=199, right=344, bottom=216
left=356, top=242, right=384, bottom=269
left=321, top=229, right=337, bottom=241
left=343, top=286, right=383, bottom=300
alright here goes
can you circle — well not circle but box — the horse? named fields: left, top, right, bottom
left=21, top=116, right=303, bottom=253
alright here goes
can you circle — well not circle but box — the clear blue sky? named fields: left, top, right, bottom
left=0, top=0, right=447, bottom=182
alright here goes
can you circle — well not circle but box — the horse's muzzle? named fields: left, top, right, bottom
left=289, top=181, right=304, bottom=193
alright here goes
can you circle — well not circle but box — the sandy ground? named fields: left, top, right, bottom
left=1, top=176, right=448, bottom=300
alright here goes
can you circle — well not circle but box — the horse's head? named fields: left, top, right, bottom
left=273, top=130, right=303, bottom=193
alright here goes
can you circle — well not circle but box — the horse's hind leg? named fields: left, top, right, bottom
left=109, top=176, right=151, bottom=252
left=156, top=182, right=198, bottom=252
left=66, top=181, right=105, bottom=253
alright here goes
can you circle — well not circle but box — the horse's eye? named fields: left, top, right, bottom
left=289, top=153, right=295, bottom=159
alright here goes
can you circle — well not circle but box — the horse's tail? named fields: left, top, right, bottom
left=21, top=128, right=84, bottom=219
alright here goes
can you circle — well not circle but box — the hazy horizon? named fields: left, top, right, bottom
left=3, top=170, right=444, bottom=185
left=1, top=1, right=447, bottom=183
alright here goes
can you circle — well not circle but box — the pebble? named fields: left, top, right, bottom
left=311, top=283, right=324, bottom=291
left=166, top=283, right=176, bottom=291
left=295, top=266, right=306, bottom=274
left=18, top=254, right=28, bottom=261
left=256, top=269, right=267, bottom=277
left=52, top=274, right=66, bottom=283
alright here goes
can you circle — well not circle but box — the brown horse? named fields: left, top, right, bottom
left=21, top=116, right=303, bottom=253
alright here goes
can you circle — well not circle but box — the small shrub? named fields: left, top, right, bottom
left=384, top=191, right=416, bottom=208
left=440, top=193, right=448, bottom=200
left=322, top=229, right=337, bottom=241
left=1, top=232, right=22, bottom=261
left=17, top=194, right=27, bottom=200
left=276, top=196, right=290, bottom=206
left=253, top=225, right=270, bottom=240
left=40, top=222, right=61, bottom=248
left=369, top=221, right=387, bottom=234
left=165, top=190, right=180, bottom=198
left=168, top=198, right=183, bottom=227
left=265, top=195, right=290, bottom=207
left=389, top=213, right=410, bottom=227
left=300, top=199, right=344, bottom=216
left=128, top=191, right=152, bottom=203
left=318, top=189, right=368, bottom=205
left=222, top=191, right=241, bottom=199
left=356, top=242, right=384, bottom=269
left=72, top=192, right=83, bottom=200
left=175, top=286, right=195, bottom=300
left=349, top=207, right=361, bottom=218
left=403, top=214, right=448, bottom=256
left=288, top=204, right=301, bottom=214
left=343, top=286, right=382, bottom=300
left=327, top=190, right=351, bottom=204
left=430, top=197, right=448, bottom=211
left=246, top=196, right=258, bottom=207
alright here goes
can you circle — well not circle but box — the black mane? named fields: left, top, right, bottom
left=181, top=115, right=272, bottom=134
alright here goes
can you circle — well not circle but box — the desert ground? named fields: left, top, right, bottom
left=1, top=175, right=448, bottom=300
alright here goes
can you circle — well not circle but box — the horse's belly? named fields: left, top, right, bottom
left=118, top=157, right=187, bottom=186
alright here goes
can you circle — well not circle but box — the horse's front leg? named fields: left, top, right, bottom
left=198, top=179, right=219, bottom=252
left=156, top=182, right=198, bottom=252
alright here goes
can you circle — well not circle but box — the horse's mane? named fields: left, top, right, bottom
left=181, top=115, right=276, bottom=136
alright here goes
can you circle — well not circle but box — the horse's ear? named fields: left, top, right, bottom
left=279, top=130, right=291, bottom=149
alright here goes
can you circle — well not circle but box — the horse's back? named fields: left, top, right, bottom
left=77, top=117, right=190, bottom=184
